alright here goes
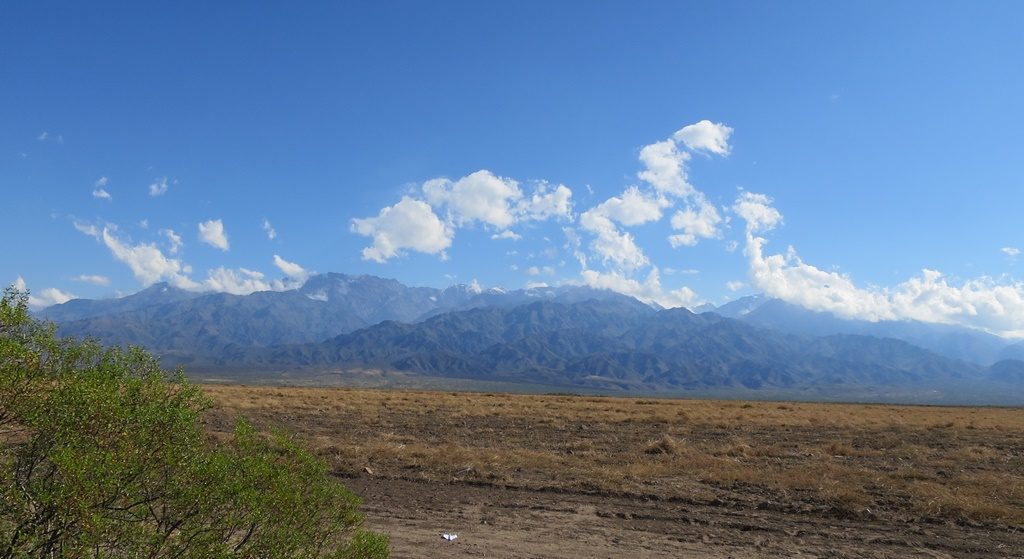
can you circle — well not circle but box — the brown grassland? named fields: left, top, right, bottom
left=203, top=385, right=1024, bottom=558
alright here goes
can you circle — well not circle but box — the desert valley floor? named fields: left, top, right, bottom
left=203, top=385, right=1023, bottom=558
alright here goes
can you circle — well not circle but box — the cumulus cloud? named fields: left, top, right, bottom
left=73, top=222, right=306, bottom=296
left=273, top=254, right=309, bottom=280
left=100, top=228, right=199, bottom=289
left=568, top=119, right=735, bottom=303
left=638, top=139, right=692, bottom=197
left=669, top=196, right=723, bottom=247
left=12, top=276, right=76, bottom=310
left=576, top=187, right=667, bottom=270
left=673, top=120, right=734, bottom=156
left=148, top=177, right=169, bottom=197
left=198, top=219, right=230, bottom=251
left=526, top=265, right=554, bottom=276
left=203, top=267, right=271, bottom=295
left=577, top=185, right=671, bottom=272
left=737, top=193, right=1024, bottom=337
left=636, top=119, right=733, bottom=200
left=351, top=197, right=453, bottom=262
left=160, top=229, right=183, bottom=254
left=349, top=120, right=731, bottom=307
left=263, top=218, right=277, bottom=240
left=356, top=170, right=574, bottom=262
left=578, top=215, right=649, bottom=271
left=423, top=170, right=523, bottom=229
left=732, top=192, right=783, bottom=233
left=517, top=182, right=573, bottom=222
left=1002, top=247, right=1020, bottom=257
left=726, top=280, right=745, bottom=292
left=583, top=186, right=665, bottom=227
left=580, top=267, right=700, bottom=309
left=73, top=274, right=110, bottom=286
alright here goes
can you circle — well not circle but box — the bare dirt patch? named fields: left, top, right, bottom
left=204, top=386, right=1024, bottom=558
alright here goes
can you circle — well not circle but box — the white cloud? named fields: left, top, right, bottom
left=351, top=197, right=453, bottom=262
left=732, top=192, right=783, bottom=233
left=525, top=281, right=549, bottom=289
left=491, top=230, right=522, bottom=240
left=1002, top=247, right=1020, bottom=257
left=73, top=221, right=100, bottom=239
left=583, top=186, right=664, bottom=227
left=92, top=188, right=112, bottom=200
left=95, top=176, right=108, bottom=187
left=37, top=132, right=48, bottom=141
left=576, top=187, right=668, bottom=272
left=198, top=219, right=230, bottom=251
left=572, top=119, right=733, bottom=295
left=273, top=254, right=309, bottom=282
left=726, top=280, right=745, bottom=292
left=526, top=266, right=554, bottom=276
left=725, top=240, right=739, bottom=252
left=100, top=228, right=199, bottom=289
left=73, top=274, right=110, bottom=286
left=12, top=276, right=76, bottom=310
left=423, top=170, right=523, bottom=229
left=580, top=267, right=699, bottom=309
left=160, top=229, right=183, bottom=254
left=203, top=267, right=271, bottom=295
left=517, top=183, right=573, bottom=222
left=638, top=139, right=692, bottom=197
left=673, top=120, right=734, bottom=156
left=669, top=197, right=723, bottom=247
left=664, top=267, right=700, bottom=276
left=148, top=177, right=169, bottom=197
left=737, top=193, right=1024, bottom=337
left=263, top=218, right=277, bottom=240
left=580, top=219, right=649, bottom=271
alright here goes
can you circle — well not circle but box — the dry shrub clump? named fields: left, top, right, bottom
left=644, top=434, right=683, bottom=455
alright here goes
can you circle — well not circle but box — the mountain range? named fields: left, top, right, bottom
left=36, top=273, right=1024, bottom=403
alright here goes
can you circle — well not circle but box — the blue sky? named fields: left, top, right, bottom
left=4, top=2, right=1024, bottom=335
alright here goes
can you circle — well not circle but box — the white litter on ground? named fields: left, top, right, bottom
left=442, top=533, right=458, bottom=541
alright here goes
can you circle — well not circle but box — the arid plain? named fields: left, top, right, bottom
left=203, top=385, right=1023, bottom=558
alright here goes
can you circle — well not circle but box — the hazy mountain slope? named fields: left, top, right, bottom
left=49, top=273, right=646, bottom=353
left=998, top=341, right=1024, bottom=362
left=234, top=300, right=987, bottom=392
left=718, top=296, right=1009, bottom=365
left=41, top=276, right=1018, bottom=398
left=36, top=282, right=201, bottom=322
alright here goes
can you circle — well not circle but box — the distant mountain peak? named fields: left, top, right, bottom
left=714, top=294, right=769, bottom=318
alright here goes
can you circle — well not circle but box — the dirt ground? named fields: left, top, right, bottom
left=203, top=385, right=1024, bottom=558
left=346, top=477, right=1020, bottom=558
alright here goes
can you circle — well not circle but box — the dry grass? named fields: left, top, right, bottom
left=202, top=386, right=1024, bottom=527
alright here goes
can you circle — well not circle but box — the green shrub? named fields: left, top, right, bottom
left=0, top=287, right=389, bottom=558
